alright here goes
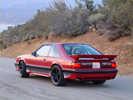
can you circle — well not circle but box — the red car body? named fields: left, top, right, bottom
left=15, top=43, right=118, bottom=86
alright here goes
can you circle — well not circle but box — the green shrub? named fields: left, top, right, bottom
left=8, top=26, right=13, bottom=30
left=75, top=0, right=94, bottom=13
left=110, top=1, right=133, bottom=32
left=12, top=36, right=20, bottom=44
left=0, top=40, right=3, bottom=44
left=96, top=29, right=106, bottom=35
left=46, top=1, right=90, bottom=37
left=3, top=45, right=7, bottom=49
left=98, top=6, right=110, bottom=15
left=131, top=23, right=133, bottom=36
left=27, top=41, right=31, bottom=44
left=105, top=29, right=124, bottom=41
left=88, top=13, right=105, bottom=25
left=29, top=35, right=34, bottom=40
left=101, top=0, right=132, bottom=15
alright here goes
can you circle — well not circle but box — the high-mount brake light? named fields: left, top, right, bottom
left=72, top=63, right=81, bottom=68
left=112, top=63, right=117, bottom=68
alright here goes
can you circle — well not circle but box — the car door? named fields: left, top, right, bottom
left=28, top=44, right=52, bottom=74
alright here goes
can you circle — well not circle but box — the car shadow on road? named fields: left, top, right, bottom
left=66, top=80, right=110, bottom=88
left=28, top=75, right=110, bottom=88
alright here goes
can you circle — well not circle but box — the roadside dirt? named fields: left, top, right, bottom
left=1, top=32, right=133, bottom=75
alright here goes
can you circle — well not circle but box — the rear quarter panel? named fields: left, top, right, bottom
left=47, top=44, right=73, bottom=70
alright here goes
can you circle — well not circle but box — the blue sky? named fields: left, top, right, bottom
left=1, top=0, right=102, bottom=9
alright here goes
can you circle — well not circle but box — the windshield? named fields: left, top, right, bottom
left=62, top=44, right=102, bottom=55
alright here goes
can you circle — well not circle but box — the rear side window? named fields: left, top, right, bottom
left=49, top=44, right=60, bottom=58
left=62, top=44, right=101, bottom=55
left=36, top=45, right=51, bottom=57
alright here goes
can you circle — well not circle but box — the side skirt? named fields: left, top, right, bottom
left=26, top=64, right=51, bottom=77
left=28, top=72, right=51, bottom=78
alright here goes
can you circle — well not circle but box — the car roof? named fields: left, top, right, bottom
left=43, top=43, right=88, bottom=45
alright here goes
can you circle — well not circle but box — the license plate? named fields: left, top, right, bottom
left=92, top=62, right=100, bottom=68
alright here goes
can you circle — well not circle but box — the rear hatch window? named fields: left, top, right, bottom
left=62, top=44, right=102, bottom=55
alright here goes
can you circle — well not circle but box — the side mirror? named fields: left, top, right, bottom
left=31, top=52, right=36, bottom=56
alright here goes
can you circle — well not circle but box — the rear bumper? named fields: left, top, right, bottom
left=63, top=69, right=118, bottom=74
left=63, top=69, right=118, bottom=81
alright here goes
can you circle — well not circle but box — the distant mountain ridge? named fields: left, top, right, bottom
left=1, top=1, right=76, bottom=25
left=1, top=2, right=47, bottom=24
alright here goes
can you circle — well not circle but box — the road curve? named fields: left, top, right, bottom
left=1, top=57, right=133, bottom=100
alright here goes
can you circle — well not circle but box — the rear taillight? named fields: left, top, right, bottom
left=72, top=63, right=81, bottom=68
left=111, top=63, right=117, bottom=68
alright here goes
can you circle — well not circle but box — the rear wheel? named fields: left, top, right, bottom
left=19, top=61, right=29, bottom=78
left=51, top=65, right=67, bottom=86
left=92, top=80, right=106, bottom=84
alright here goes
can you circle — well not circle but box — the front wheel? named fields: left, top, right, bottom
left=19, top=61, right=29, bottom=78
left=51, top=65, right=67, bottom=86
left=92, top=80, right=106, bottom=84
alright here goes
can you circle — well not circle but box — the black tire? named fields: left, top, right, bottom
left=19, top=61, right=29, bottom=78
left=51, top=65, right=67, bottom=86
left=93, top=80, right=106, bottom=84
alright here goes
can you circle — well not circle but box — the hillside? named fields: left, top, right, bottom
left=1, top=0, right=133, bottom=50
left=1, top=32, right=133, bottom=75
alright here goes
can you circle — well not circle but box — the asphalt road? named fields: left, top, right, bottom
left=1, top=57, right=133, bottom=100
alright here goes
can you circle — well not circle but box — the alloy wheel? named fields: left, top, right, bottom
left=52, top=67, right=60, bottom=84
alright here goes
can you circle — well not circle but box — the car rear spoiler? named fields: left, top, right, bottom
left=69, top=55, right=117, bottom=62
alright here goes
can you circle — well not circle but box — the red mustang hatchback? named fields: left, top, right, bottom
left=15, top=43, right=118, bottom=86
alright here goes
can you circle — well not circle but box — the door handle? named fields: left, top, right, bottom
left=43, top=59, right=46, bottom=61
